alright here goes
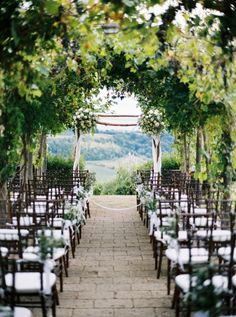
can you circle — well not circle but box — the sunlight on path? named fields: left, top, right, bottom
left=34, top=195, right=174, bottom=317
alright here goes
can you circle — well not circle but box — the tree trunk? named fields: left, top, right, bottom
left=202, top=127, right=211, bottom=181
left=195, top=128, right=202, bottom=172
left=36, top=132, right=47, bottom=176
left=152, top=135, right=161, bottom=174
left=183, top=133, right=190, bottom=173
left=73, top=128, right=81, bottom=172
left=0, top=182, right=9, bottom=225
left=220, top=124, right=234, bottom=199
left=20, top=134, right=33, bottom=190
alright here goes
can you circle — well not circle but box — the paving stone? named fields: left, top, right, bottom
left=72, top=308, right=113, bottom=317
left=114, top=308, right=156, bottom=317
left=33, top=195, right=174, bottom=317
left=78, top=291, right=114, bottom=299
left=59, top=299, right=94, bottom=308
left=95, top=299, right=133, bottom=309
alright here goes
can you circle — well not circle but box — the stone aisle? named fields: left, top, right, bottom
left=34, top=195, right=174, bottom=317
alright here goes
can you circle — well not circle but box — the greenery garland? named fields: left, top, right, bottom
left=138, top=109, right=165, bottom=136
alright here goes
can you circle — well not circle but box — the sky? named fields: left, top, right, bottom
left=97, top=88, right=141, bottom=131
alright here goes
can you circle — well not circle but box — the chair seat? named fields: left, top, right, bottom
left=166, top=247, right=209, bottom=265
left=156, top=208, right=173, bottom=216
left=218, top=246, right=236, bottom=262
left=154, top=230, right=187, bottom=243
left=193, top=207, right=207, bottom=214
left=37, top=229, right=71, bottom=246
left=176, top=273, right=228, bottom=293
left=0, top=229, right=29, bottom=240
left=5, top=272, right=57, bottom=293
left=196, top=229, right=231, bottom=242
left=189, top=217, right=214, bottom=227
left=14, top=307, right=32, bottom=317
left=0, top=246, right=8, bottom=257
left=23, top=246, right=66, bottom=261
left=177, top=230, right=188, bottom=242
left=0, top=307, right=32, bottom=317
left=51, top=218, right=73, bottom=228
left=11, top=216, right=41, bottom=226
left=149, top=213, right=160, bottom=235
left=154, top=230, right=169, bottom=244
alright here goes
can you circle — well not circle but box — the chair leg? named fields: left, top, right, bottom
left=153, top=240, right=158, bottom=270
left=167, top=259, right=171, bottom=295
left=157, top=243, right=163, bottom=279
left=76, top=229, right=80, bottom=244
left=40, top=294, right=47, bottom=317
left=59, top=258, right=63, bottom=292
left=63, top=255, right=68, bottom=277
left=55, top=286, right=59, bottom=306
left=175, top=287, right=180, bottom=317
left=172, top=285, right=177, bottom=309
left=87, top=201, right=91, bottom=218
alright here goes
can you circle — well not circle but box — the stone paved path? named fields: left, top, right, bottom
left=34, top=195, right=174, bottom=317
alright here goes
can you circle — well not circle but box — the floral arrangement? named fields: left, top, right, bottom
left=64, top=202, right=86, bottom=225
left=73, top=185, right=87, bottom=201
left=63, top=205, right=78, bottom=222
left=146, top=197, right=158, bottom=213
left=73, top=108, right=97, bottom=134
left=38, top=231, right=64, bottom=261
left=161, top=217, right=177, bottom=240
left=138, top=108, right=164, bottom=136
left=183, top=266, right=224, bottom=316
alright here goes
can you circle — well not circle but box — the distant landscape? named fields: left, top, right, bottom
left=47, top=129, right=174, bottom=182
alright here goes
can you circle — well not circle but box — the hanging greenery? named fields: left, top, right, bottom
left=138, top=109, right=165, bottom=136
left=73, top=108, right=97, bottom=134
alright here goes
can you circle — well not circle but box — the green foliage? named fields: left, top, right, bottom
left=136, top=160, right=153, bottom=171
left=38, top=231, right=64, bottom=261
left=183, top=266, right=223, bottom=315
left=135, top=154, right=180, bottom=173
left=84, top=172, right=96, bottom=192
left=95, top=167, right=136, bottom=195
left=162, top=154, right=181, bottom=171
left=145, top=197, right=158, bottom=212
left=47, top=155, right=85, bottom=174
left=93, top=183, right=103, bottom=195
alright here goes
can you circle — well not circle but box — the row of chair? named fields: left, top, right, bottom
left=136, top=169, right=236, bottom=316
left=0, top=170, right=95, bottom=317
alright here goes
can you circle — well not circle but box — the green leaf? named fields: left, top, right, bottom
left=45, top=0, right=60, bottom=15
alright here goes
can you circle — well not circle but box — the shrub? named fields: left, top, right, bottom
left=47, top=155, right=85, bottom=174
left=136, top=160, right=153, bottom=171
left=162, top=154, right=180, bottom=171
left=136, top=155, right=180, bottom=173
left=93, top=183, right=103, bottom=195
left=94, top=167, right=136, bottom=195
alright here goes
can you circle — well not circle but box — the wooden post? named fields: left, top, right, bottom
left=152, top=135, right=161, bottom=174
left=73, top=128, right=81, bottom=172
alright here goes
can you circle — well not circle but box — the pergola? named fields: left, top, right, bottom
left=73, top=114, right=162, bottom=174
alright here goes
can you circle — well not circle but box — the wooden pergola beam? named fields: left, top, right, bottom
left=96, top=114, right=139, bottom=118
left=96, top=121, right=138, bottom=127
